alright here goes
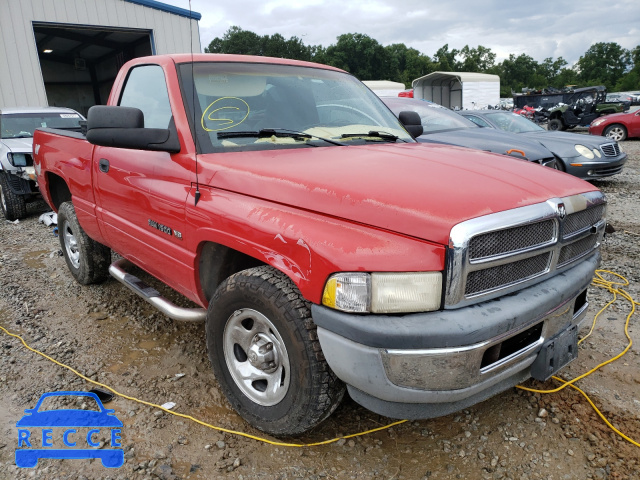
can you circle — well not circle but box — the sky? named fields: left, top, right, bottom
left=164, top=0, right=640, bottom=66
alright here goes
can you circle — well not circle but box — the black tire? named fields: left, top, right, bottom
left=0, top=173, right=27, bottom=221
left=604, top=124, right=627, bottom=142
left=206, top=266, right=345, bottom=436
left=58, top=201, right=111, bottom=285
left=547, top=118, right=564, bottom=131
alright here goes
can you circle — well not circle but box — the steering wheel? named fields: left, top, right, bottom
left=316, top=104, right=380, bottom=125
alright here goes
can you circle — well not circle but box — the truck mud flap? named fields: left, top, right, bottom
left=109, top=258, right=206, bottom=322
left=530, top=324, right=578, bottom=381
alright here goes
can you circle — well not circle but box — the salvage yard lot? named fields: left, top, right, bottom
left=1, top=140, right=639, bottom=479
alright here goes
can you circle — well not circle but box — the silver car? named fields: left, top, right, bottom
left=0, top=106, right=83, bottom=220
left=460, top=110, right=628, bottom=180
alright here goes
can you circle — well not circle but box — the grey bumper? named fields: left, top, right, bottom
left=565, top=153, right=627, bottom=179
left=313, top=253, right=599, bottom=419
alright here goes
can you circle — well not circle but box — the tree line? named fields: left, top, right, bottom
left=206, top=27, right=640, bottom=97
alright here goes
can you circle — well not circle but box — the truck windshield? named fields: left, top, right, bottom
left=179, top=62, right=413, bottom=153
left=1, top=112, right=83, bottom=139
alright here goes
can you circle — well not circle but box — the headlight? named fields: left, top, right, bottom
left=593, top=148, right=601, bottom=158
left=575, top=144, right=594, bottom=159
left=591, top=118, right=604, bottom=126
left=322, top=272, right=442, bottom=314
left=6, top=153, right=28, bottom=167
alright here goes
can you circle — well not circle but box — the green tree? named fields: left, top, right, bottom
left=205, top=26, right=264, bottom=56
left=495, top=53, right=541, bottom=96
left=324, top=33, right=390, bottom=80
left=458, top=45, right=496, bottom=72
left=433, top=44, right=459, bottom=71
left=538, top=56, right=569, bottom=86
left=576, top=42, right=630, bottom=90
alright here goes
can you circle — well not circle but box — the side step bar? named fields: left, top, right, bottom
left=109, top=258, right=206, bottom=322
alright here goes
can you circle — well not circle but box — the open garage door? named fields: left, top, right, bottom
left=33, top=22, right=153, bottom=116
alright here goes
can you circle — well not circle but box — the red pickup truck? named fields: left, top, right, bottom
left=34, top=54, right=606, bottom=436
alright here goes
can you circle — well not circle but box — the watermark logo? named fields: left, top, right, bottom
left=15, top=391, right=124, bottom=468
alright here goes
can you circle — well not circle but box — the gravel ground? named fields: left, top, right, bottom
left=0, top=138, right=639, bottom=480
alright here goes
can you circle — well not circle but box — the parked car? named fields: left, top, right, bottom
left=382, top=97, right=557, bottom=168
left=624, top=92, right=640, bottom=105
left=460, top=110, right=627, bottom=179
left=0, top=107, right=83, bottom=220
left=589, top=109, right=640, bottom=141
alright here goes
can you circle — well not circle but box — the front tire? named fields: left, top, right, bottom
left=58, top=201, right=111, bottom=285
left=0, top=173, right=27, bottom=221
left=604, top=124, right=627, bottom=142
left=206, top=266, right=345, bottom=436
left=547, top=118, right=564, bottom=131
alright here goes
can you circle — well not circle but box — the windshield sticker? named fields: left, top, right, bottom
left=201, top=97, right=250, bottom=132
left=59, top=114, right=80, bottom=118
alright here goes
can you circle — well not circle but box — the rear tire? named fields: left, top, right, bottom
left=547, top=118, right=563, bottom=131
left=206, top=266, right=345, bottom=436
left=0, top=173, right=27, bottom=221
left=58, top=201, right=111, bottom=285
left=604, top=124, right=627, bottom=142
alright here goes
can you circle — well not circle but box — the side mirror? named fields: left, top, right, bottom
left=86, top=106, right=180, bottom=153
left=398, top=111, right=423, bottom=138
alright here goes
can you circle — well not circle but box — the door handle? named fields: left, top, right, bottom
left=99, top=158, right=109, bottom=173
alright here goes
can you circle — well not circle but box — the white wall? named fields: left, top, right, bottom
left=0, top=0, right=201, bottom=108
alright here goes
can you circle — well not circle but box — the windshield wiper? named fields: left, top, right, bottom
left=340, top=131, right=402, bottom=142
left=217, top=128, right=347, bottom=146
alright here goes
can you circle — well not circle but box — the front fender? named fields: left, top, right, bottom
left=186, top=186, right=445, bottom=304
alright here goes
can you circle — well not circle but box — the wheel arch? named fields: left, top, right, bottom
left=198, top=242, right=267, bottom=303
left=45, top=172, right=71, bottom=211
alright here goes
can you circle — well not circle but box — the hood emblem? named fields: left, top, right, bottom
left=558, top=203, right=566, bottom=220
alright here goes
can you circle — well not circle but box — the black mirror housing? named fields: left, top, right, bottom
left=398, top=111, right=423, bottom=138
left=86, top=106, right=180, bottom=153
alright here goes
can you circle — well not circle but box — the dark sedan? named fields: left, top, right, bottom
left=460, top=110, right=627, bottom=179
left=382, top=97, right=557, bottom=168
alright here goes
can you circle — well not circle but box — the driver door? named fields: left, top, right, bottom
left=94, top=64, right=193, bottom=285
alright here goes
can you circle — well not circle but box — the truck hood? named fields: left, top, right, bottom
left=199, top=143, right=597, bottom=245
left=417, top=128, right=553, bottom=162
left=1, top=137, right=33, bottom=152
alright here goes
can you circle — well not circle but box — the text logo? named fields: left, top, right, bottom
left=15, top=391, right=124, bottom=468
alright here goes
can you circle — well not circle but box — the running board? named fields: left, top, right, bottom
left=108, top=258, right=206, bottom=322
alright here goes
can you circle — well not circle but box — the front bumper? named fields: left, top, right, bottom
left=564, top=153, right=627, bottom=179
left=313, top=253, right=598, bottom=419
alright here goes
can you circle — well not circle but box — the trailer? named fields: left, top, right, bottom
left=412, top=72, right=500, bottom=110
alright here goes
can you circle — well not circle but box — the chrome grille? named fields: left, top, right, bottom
left=558, top=235, right=599, bottom=266
left=564, top=205, right=605, bottom=236
left=469, top=220, right=555, bottom=259
left=446, top=191, right=606, bottom=309
left=600, top=143, right=620, bottom=157
left=465, top=253, right=551, bottom=296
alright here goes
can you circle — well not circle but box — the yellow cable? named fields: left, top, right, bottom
left=516, top=270, right=639, bottom=448
left=0, top=324, right=405, bottom=447
left=551, top=375, right=640, bottom=448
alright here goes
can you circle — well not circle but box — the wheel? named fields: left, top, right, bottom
left=0, top=173, right=27, bottom=221
left=604, top=124, right=627, bottom=142
left=555, top=158, right=566, bottom=172
left=547, top=118, right=564, bottom=131
left=58, top=201, right=111, bottom=285
left=206, top=266, right=345, bottom=436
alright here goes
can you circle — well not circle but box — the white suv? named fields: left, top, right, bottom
left=0, top=107, right=83, bottom=220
